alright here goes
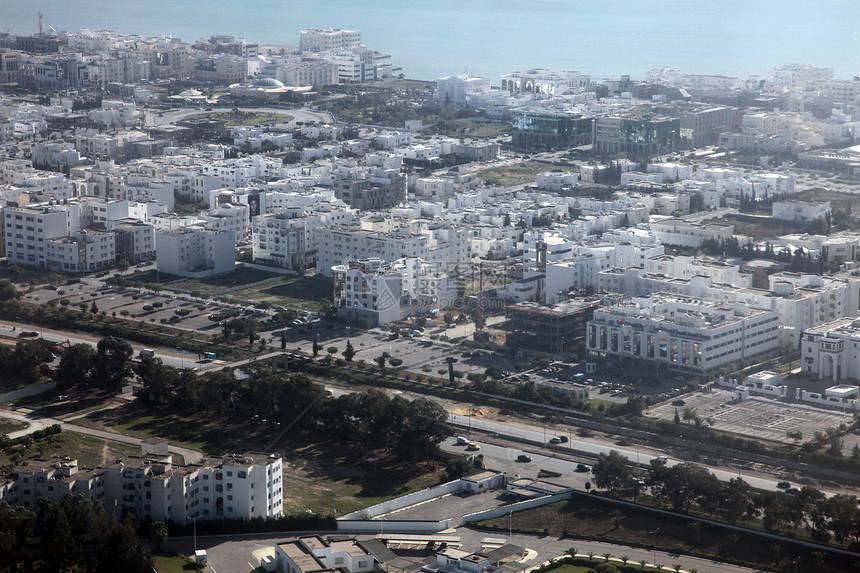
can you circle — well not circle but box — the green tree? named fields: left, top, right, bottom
left=443, top=312, right=455, bottom=327
left=592, top=450, right=635, bottom=495
left=93, top=336, right=134, bottom=390
left=150, top=521, right=169, bottom=552
left=56, top=343, right=96, bottom=387
left=342, top=339, right=357, bottom=362
left=116, top=259, right=130, bottom=275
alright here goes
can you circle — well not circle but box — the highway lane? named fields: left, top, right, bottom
left=446, top=414, right=851, bottom=497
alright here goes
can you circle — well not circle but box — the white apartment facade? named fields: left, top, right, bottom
left=315, top=224, right=469, bottom=278
left=156, top=227, right=235, bottom=278
left=46, top=230, right=116, bottom=273
left=3, top=205, right=80, bottom=268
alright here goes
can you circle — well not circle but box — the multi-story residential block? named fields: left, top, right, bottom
left=3, top=204, right=80, bottom=268
left=299, top=29, right=362, bottom=53
left=46, top=229, right=115, bottom=273
left=3, top=440, right=283, bottom=526
left=332, top=257, right=455, bottom=325
left=316, top=223, right=469, bottom=278
left=252, top=211, right=314, bottom=270
left=587, top=294, right=780, bottom=378
left=156, top=227, right=235, bottom=278
left=108, top=218, right=156, bottom=263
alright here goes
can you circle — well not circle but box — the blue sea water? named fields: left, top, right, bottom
left=3, top=0, right=860, bottom=82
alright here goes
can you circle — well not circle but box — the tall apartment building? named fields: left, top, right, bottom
left=4, top=441, right=283, bottom=526
left=315, top=224, right=469, bottom=278
left=299, top=29, right=362, bottom=53
left=3, top=204, right=80, bottom=268
left=156, top=227, right=235, bottom=277
left=46, top=229, right=115, bottom=273
left=108, top=218, right=156, bottom=263
left=332, top=257, right=455, bottom=325
left=586, top=294, right=780, bottom=378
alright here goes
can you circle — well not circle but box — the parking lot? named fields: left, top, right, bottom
left=648, top=390, right=855, bottom=444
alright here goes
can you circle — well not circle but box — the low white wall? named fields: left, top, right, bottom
left=460, top=491, right=572, bottom=525
left=0, top=381, right=56, bottom=405
left=799, top=390, right=859, bottom=411
left=336, top=519, right=454, bottom=533
left=338, top=479, right=463, bottom=520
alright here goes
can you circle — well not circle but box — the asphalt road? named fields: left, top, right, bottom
left=446, top=415, right=858, bottom=498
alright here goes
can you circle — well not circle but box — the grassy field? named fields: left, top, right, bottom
left=75, top=406, right=256, bottom=456
left=195, top=111, right=294, bottom=126
left=0, top=417, right=27, bottom=435
left=476, top=161, right=551, bottom=186
left=0, top=432, right=140, bottom=469
left=171, top=268, right=283, bottom=295
left=127, top=270, right=186, bottom=285
left=152, top=552, right=200, bottom=573
left=230, top=275, right=332, bottom=311
left=280, top=440, right=447, bottom=516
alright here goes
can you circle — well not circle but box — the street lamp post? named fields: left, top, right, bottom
left=188, top=515, right=198, bottom=553
left=651, top=528, right=659, bottom=564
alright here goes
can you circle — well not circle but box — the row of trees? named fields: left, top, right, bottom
left=0, top=495, right=152, bottom=573
left=135, top=357, right=450, bottom=462
left=592, top=450, right=860, bottom=548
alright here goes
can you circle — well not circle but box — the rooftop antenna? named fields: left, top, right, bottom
left=38, top=12, right=43, bottom=37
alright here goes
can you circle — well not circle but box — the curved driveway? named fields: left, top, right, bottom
left=1, top=407, right=204, bottom=464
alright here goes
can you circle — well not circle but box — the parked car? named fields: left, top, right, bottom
left=516, top=454, right=532, bottom=463
left=652, top=456, right=668, bottom=464
left=466, top=442, right=481, bottom=451
left=576, top=463, right=591, bottom=472
left=456, top=436, right=468, bottom=445
left=777, top=481, right=791, bottom=489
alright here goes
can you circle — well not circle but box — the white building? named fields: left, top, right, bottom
left=4, top=443, right=282, bottom=526
left=772, top=200, right=831, bottom=223
left=3, top=204, right=80, bottom=268
left=156, top=227, right=235, bottom=278
left=587, top=294, right=780, bottom=378
left=332, top=257, right=455, bottom=325
left=435, top=75, right=491, bottom=104
left=46, top=230, right=115, bottom=273
left=315, top=223, right=469, bottom=278
left=299, top=29, right=362, bottom=53
left=650, top=219, right=734, bottom=247
left=275, top=536, right=374, bottom=573
left=802, top=318, right=860, bottom=382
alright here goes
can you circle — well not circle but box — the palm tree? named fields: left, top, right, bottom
left=770, top=542, right=783, bottom=566
left=687, top=522, right=702, bottom=546
left=586, top=552, right=595, bottom=561
left=566, top=548, right=579, bottom=559
left=673, top=565, right=682, bottom=573
left=811, top=551, right=826, bottom=569
left=620, top=556, right=629, bottom=565
left=602, top=553, right=612, bottom=562
left=639, top=560, right=647, bottom=569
